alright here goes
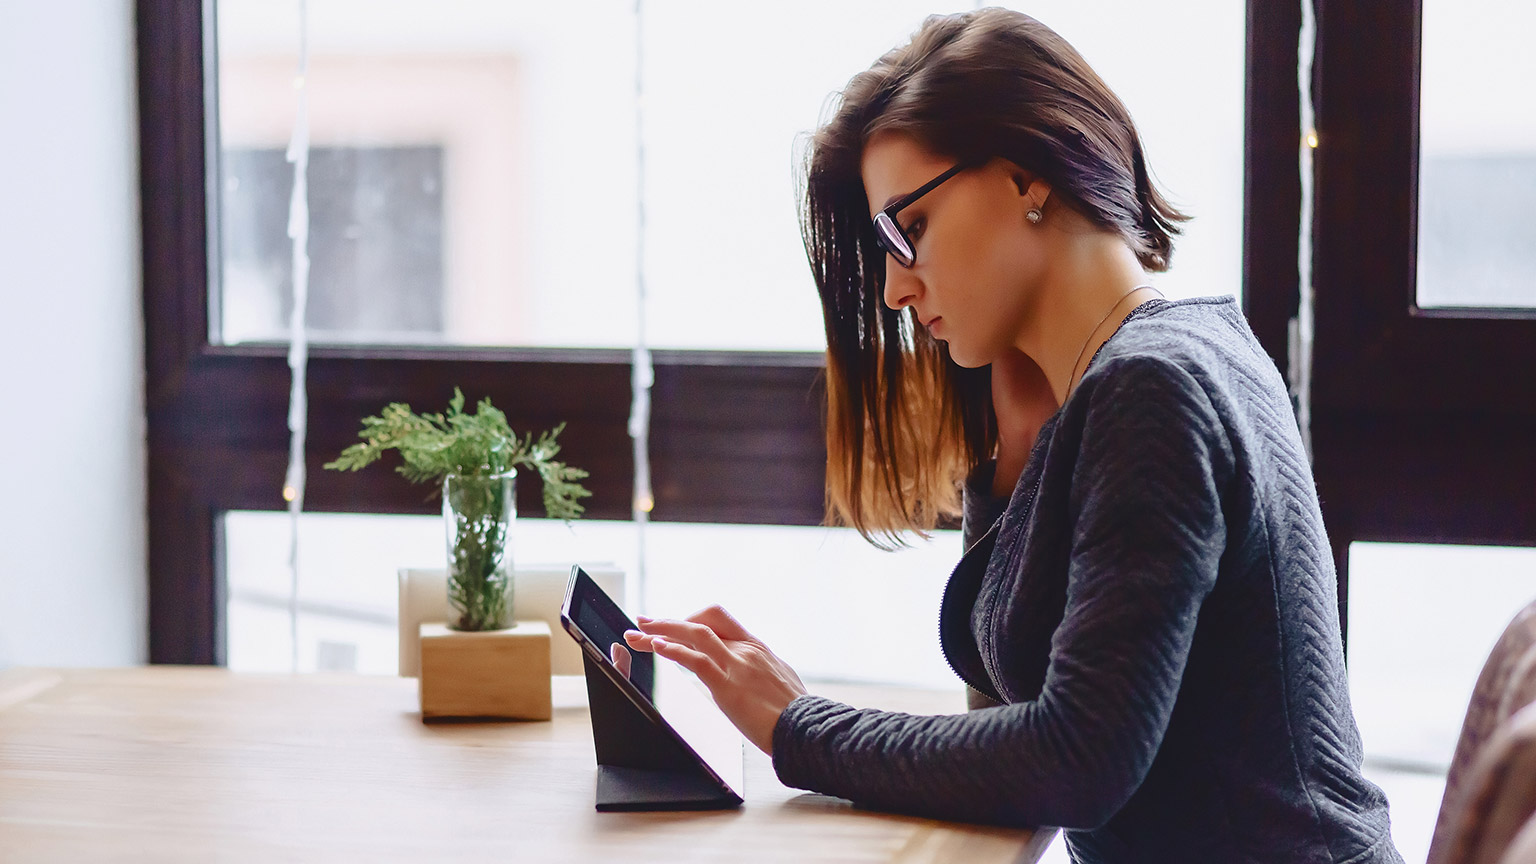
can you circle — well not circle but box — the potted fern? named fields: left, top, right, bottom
left=325, top=389, right=590, bottom=632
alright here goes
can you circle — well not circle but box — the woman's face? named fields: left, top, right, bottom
left=860, top=131, right=1049, bottom=368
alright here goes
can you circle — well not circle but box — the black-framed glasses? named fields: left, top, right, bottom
left=872, top=161, right=973, bottom=268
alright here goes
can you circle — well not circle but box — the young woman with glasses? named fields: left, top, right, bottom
left=624, top=9, right=1403, bottom=862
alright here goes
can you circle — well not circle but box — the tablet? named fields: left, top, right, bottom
left=560, top=566, right=744, bottom=808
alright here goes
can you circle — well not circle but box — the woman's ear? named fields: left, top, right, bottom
left=1010, top=171, right=1052, bottom=209
left=1012, top=174, right=1053, bottom=223
left=1026, top=179, right=1052, bottom=212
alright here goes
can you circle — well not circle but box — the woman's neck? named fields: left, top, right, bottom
left=1013, top=232, right=1156, bottom=407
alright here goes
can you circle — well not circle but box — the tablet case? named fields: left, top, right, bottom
left=583, top=652, right=743, bottom=811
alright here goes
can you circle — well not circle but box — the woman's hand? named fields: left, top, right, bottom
left=990, top=347, right=1060, bottom=496
left=623, top=605, right=807, bottom=756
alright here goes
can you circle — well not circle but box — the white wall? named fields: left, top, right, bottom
left=0, top=1, right=147, bottom=666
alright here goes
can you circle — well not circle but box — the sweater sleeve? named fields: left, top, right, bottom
left=771, top=355, right=1233, bottom=829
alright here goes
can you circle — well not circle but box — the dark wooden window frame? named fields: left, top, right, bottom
left=1309, top=0, right=1536, bottom=618
left=145, top=0, right=1433, bottom=665
left=139, top=1, right=828, bottom=664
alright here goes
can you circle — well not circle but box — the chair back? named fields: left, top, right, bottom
left=1433, top=703, right=1536, bottom=864
left=1498, top=813, right=1536, bottom=864
left=1429, top=597, right=1536, bottom=864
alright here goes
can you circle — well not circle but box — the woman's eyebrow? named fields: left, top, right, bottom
left=872, top=188, right=918, bottom=220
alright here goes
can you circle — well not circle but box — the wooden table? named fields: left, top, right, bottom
left=0, top=667, right=1050, bottom=863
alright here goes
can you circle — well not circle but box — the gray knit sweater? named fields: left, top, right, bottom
left=772, top=296, right=1404, bottom=863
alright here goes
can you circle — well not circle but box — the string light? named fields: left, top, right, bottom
left=630, top=0, right=653, bottom=612
left=1293, top=0, right=1317, bottom=464
left=282, top=0, right=312, bottom=673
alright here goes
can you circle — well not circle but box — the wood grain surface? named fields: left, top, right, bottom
left=0, top=667, right=1049, bottom=863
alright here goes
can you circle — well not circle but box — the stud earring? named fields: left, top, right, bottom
left=1026, top=208, right=1043, bottom=224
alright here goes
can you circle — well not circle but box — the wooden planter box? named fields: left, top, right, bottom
left=418, top=620, right=552, bottom=721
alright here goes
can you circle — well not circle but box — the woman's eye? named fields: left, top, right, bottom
left=906, top=217, right=926, bottom=241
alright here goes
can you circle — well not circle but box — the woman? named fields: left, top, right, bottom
left=623, top=9, right=1404, bottom=862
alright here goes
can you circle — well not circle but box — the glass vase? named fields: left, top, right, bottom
left=442, top=469, right=517, bottom=631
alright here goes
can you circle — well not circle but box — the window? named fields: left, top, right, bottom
left=219, top=144, right=448, bottom=344
left=1416, top=0, right=1536, bottom=310
left=142, top=0, right=1253, bottom=667
left=1308, top=2, right=1536, bottom=591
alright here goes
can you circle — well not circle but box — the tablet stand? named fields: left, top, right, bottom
left=583, top=653, right=742, bottom=812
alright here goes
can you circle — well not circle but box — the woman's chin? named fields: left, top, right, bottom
left=945, top=344, right=989, bottom=369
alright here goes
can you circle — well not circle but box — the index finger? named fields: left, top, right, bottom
left=635, top=616, right=731, bottom=661
left=623, top=629, right=657, bottom=652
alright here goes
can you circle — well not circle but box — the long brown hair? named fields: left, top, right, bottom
left=803, top=8, right=1188, bottom=548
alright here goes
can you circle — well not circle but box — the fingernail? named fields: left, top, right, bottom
left=637, top=615, right=652, bottom=623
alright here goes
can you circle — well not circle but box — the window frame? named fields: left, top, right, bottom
left=139, top=0, right=1310, bottom=664
left=1309, top=0, right=1536, bottom=611
left=139, top=0, right=826, bottom=663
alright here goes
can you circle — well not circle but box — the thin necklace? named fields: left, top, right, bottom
left=1063, top=284, right=1162, bottom=403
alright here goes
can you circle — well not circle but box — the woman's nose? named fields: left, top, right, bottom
left=882, top=262, right=920, bottom=311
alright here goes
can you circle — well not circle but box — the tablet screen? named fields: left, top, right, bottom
left=562, top=567, right=744, bottom=796
left=565, top=570, right=656, bottom=701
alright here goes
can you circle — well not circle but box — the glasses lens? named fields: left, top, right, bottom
left=873, top=213, right=914, bottom=267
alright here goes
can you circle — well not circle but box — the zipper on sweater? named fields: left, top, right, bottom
left=939, top=516, right=1003, bottom=699
left=977, top=467, right=1046, bottom=704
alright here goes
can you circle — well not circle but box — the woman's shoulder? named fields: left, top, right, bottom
left=1054, top=298, right=1250, bottom=498
left=1101, top=294, right=1246, bottom=362
left=1086, top=293, right=1283, bottom=408
left=1069, top=292, right=1299, bottom=481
